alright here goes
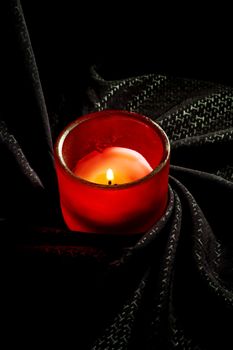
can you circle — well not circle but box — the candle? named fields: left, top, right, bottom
left=73, top=147, right=153, bottom=185
left=54, top=110, right=170, bottom=234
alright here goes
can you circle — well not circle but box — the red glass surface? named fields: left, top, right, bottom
left=54, top=110, right=170, bottom=234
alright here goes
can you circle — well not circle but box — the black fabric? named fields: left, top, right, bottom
left=2, top=1, right=233, bottom=349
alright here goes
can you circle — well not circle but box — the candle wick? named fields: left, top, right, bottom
left=108, top=180, right=112, bottom=185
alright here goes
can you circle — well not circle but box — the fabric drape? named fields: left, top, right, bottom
left=2, top=1, right=233, bottom=349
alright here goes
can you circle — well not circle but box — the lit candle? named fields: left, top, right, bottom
left=106, top=168, right=114, bottom=185
left=73, top=147, right=153, bottom=185
left=54, top=110, right=170, bottom=234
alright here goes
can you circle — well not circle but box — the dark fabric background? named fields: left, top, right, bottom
left=2, top=1, right=233, bottom=349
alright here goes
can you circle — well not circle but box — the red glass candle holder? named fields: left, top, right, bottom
left=54, top=110, right=170, bottom=234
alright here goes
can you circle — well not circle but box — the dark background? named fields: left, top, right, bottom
left=19, top=1, right=233, bottom=89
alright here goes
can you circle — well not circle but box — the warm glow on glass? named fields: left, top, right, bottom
left=54, top=110, right=170, bottom=234
left=73, top=147, right=153, bottom=185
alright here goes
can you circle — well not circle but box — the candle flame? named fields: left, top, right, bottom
left=106, top=168, right=114, bottom=182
